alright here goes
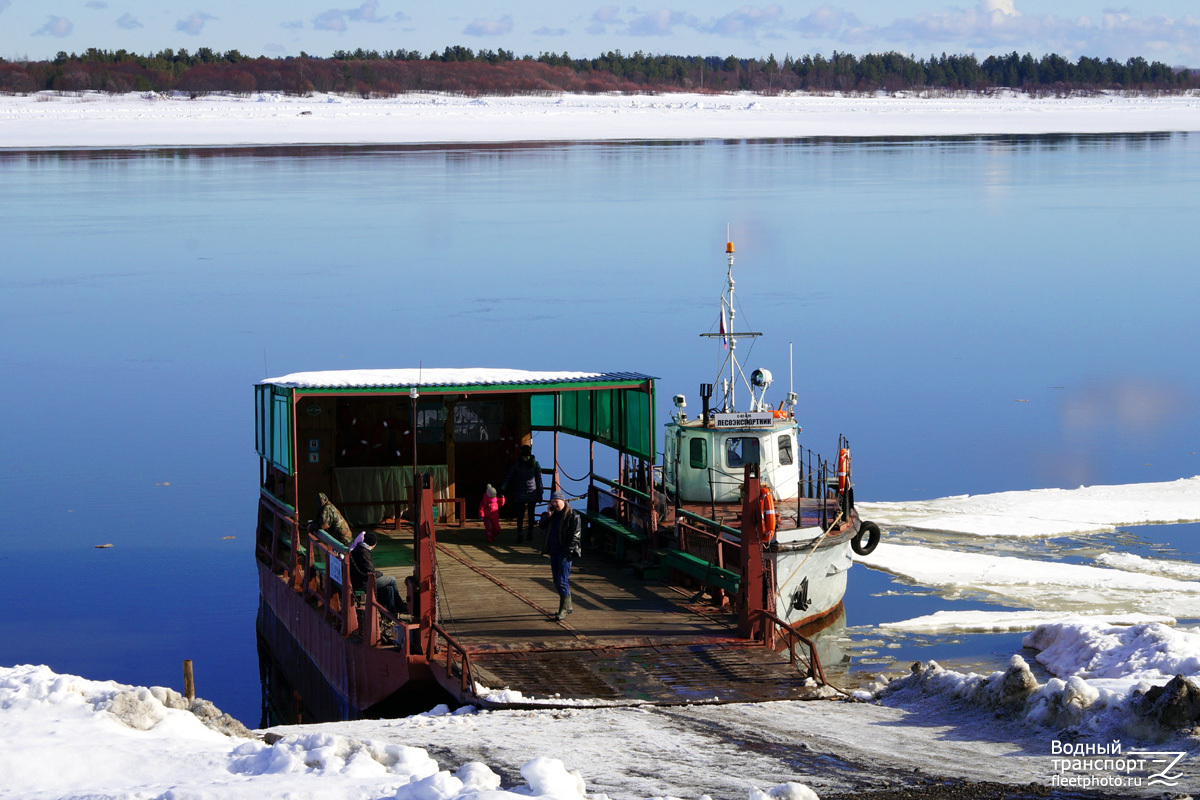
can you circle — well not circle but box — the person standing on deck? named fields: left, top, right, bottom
left=479, top=484, right=505, bottom=543
left=316, top=492, right=353, bottom=545
left=540, top=489, right=582, bottom=621
left=502, top=444, right=543, bottom=543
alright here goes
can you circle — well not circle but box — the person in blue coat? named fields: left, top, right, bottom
left=541, top=490, right=582, bottom=621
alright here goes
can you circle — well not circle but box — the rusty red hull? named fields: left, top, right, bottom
left=256, top=561, right=432, bottom=717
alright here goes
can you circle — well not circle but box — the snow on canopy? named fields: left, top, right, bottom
left=261, top=368, right=623, bottom=389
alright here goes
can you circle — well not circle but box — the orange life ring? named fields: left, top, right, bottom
left=837, top=448, right=850, bottom=493
left=760, top=486, right=777, bottom=545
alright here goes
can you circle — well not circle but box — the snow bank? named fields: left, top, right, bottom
left=2, top=89, right=1200, bottom=149
left=857, top=476, right=1200, bottom=537
left=1025, top=621, right=1200, bottom=691
left=881, top=620, right=1200, bottom=739
left=882, top=655, right=1131, bottom=733
left=857, top=542, right=1200, bottom=618
left=0, top=663, right=822, bottom=800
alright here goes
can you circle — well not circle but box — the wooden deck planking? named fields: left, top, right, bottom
left=398, top=522, right=738, bottom=651
left=375, top=520, right=824, bottom=704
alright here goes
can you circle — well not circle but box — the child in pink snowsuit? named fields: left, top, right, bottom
left=479, top=484, right=505, bottom=542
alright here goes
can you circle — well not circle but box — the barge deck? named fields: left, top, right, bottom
left=378, top=520, right=833, bottom=705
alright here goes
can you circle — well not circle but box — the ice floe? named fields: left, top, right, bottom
left=857, top=476, right=1200, bottom=537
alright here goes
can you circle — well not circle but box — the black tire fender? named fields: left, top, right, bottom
left=851, top=521, right=881, bottom=556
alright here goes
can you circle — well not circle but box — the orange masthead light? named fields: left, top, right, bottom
left=726, top=241, right=735, bottom=253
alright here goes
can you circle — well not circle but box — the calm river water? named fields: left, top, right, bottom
left=2, top=134, right=1198, bottom=724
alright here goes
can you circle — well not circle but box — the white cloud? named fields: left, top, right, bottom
left=534, top=27, right=568, bottom=37
left=85, top=1, right=108, bottom=9
left=587, top=5, right=622, bottom=35
left=281, top=20, right=303, bottom=30
left=347, top=0, right=386, bottom=23
left=706, top=4, right=784, bottom=37
left=795, top=5, right=865, bottom=39
left=34, top=15, right=74, bottom=37
left=116, top=12, right=142, bottom=30
left=985, top=0, right=1018, bottom=16
left=313, top=2, right=395, bottom=33
left=0, top=0, right=12, bottom=14
left=313, top=10, right=346, bottom=32
left=627, top=9, right=691, bottom=36
left=175, top=11, right=215, bottom=36
left=464, top=15, right=514, bottom=37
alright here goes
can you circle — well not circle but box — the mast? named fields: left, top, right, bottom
left=701, top=238, right=761, bottom=413
left=724, top=240, right=737, bottom=412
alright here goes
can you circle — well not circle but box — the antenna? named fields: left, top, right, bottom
left=726, top=236, right=736, bottom=411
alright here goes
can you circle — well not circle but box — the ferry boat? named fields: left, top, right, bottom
left=657, top=240, right=880, bottom=631
left=253, top=248, right=877, bottom=720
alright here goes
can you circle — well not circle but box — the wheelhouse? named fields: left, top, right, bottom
left=664, top=421, right=802, bottom=504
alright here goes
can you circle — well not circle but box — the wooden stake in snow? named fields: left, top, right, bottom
left=183, top=660, right=195, bottom=702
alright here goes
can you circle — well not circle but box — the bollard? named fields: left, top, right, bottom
left=183, top=659, right=195, bottom=702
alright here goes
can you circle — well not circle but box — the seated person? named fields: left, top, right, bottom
left=349, top=531, right=405, bottom=616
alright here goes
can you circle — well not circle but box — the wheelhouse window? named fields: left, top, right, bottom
left=725, top=436, right=760, bottom=468
left=689, top=438, right=707, bottom=469
left=777, top=433, right=794, bottom=466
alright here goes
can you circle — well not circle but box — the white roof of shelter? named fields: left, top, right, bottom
left=262, top=368, right=650, bottom=390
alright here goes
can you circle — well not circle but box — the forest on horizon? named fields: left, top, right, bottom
left=0, top=45, right=1194, bottom=97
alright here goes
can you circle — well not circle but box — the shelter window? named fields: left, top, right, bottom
left=777, top=434, right=794, bottom=466
left=689, top=438, right=707, bottom=469
left=725, top=437, right=760, bottom=468
left=416, top=404, right=446, bottom=444
left=454, top=401, right=503, bottom=442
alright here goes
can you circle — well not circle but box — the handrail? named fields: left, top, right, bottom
left=591, top=474, right=652, bottom=502
left=675, top=507, right=741, bottom=538
left=363, top=571, right=407, bottom=649
left=312, top=528, right=349, bottom=553
left=304, top=531, right=357, bottom=638
left=751, top=608, right=826, bottom=685
left=259, top=487, right=296, bottom=516
left=425, top=622, right=475, bottom=694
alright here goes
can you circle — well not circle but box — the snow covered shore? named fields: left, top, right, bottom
left=1, top=89, right=1199, bottom=149
left=5, top=478, right=1200, bottom=796
left=5, top=621, right=1200, bottom=800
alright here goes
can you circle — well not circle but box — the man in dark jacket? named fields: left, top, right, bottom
left=540, top=489, right=582, bottom=620
left=502, top=443, right=543, bottom=543
left=349, top=531, right=404, bottom=615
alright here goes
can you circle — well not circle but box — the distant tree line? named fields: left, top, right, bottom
left=0, top=46, right=1192, bottom=97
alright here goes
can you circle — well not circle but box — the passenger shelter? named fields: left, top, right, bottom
left=254, top=368, right=657, bottom=530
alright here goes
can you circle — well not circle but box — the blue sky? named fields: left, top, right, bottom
left=2, top=1, right=1198, bottom=65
